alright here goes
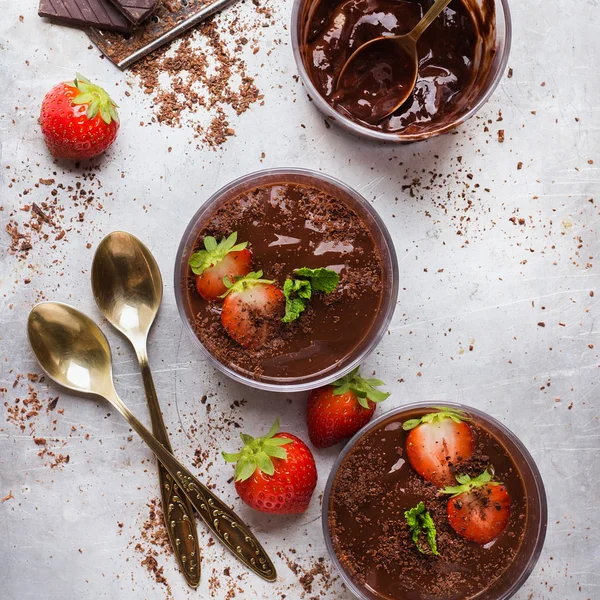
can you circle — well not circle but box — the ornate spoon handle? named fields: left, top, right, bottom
left=139, top=359, right=200, bottom=588
left=108, top=387, right=277, bottom=582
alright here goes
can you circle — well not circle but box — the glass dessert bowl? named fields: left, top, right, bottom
left=174, top=168, right=399, bottom=392
left=291, top=0, right=512, bottom=142
left=323, top=403, right=547, bottom=600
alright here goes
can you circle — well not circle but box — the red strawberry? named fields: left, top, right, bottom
left=220, top=271, right=284, bottom=349
left=441, top=469, right=511, bottom=544
left=189, top=232, right=252, bottom=301
left=307, top=367, right=390, bottom=448
left=39, top=73, right=119, bottom=160
left=222, top=419, right=318, bottom=514
left=403, top=407, right=475, bottom=488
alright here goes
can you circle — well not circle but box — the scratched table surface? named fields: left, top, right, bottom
left=1, top=0, right=598, bottom=598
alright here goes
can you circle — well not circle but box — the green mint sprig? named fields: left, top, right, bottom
left=405, top=501, right=439, bottom=556
left=282, top=267, right=340, bottom=323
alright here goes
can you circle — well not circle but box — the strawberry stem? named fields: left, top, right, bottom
left=219, top=270, right=274, bottom=298
left=188, top=232, right=248, bottom=276
left=331, top=366, right=390, bottom=408
left=70, top=73, right=119, bottom=125
left=222, top=418, right=293, bottom=482
left=402, top=406, right=471, bottom=431
left=439, top=468, right=500, bottom=497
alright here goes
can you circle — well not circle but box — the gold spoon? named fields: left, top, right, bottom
left=27, top=301, right=277, bottom=582
left=335, top=0, right=453, bottom=124
left=91, top=231, right=200, bottom=588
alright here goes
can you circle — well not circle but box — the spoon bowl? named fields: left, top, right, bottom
left=28, top=302, right=116, bottom=399
left=336, top=0, right=453, bottom=123
left=91, top=231, right=162, bottom=344
left=335, top=36, right=418, bottom=125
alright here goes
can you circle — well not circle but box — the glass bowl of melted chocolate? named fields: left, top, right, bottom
left=175, top=168, right=398, bottom=391
left=324, top=403, right=547, bottom=600
left=292, top=0, right=512, bottom=141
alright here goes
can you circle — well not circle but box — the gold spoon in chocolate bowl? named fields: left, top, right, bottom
left=335, top=0, right=454, bottom=124
left=91, top=231, right=200, bottom=588
left=27, top=301, right=277, bottom=583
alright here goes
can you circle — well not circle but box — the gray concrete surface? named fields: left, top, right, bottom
left=0, top=0, right=598, bottom=598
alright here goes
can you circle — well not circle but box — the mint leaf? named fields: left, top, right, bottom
left=422, top=511, right=439, bottom=556
left=281, top=267, right=340, bottom=323
left=282, top=278, right=311, bottom=323
left=404, top=501, right=439, bottom=556
left=295, top=267, right=339, bottom=293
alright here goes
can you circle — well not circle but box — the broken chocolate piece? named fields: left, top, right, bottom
left=107, top=0, right=158, bottom=26
left=38, top=0, right=132, bottom=34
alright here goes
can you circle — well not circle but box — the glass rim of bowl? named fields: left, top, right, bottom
left=174, top=167, right=399, bottom=393
left=291, top=0, right=513, bottom=143
left=322, top=401, right=548, bottom=600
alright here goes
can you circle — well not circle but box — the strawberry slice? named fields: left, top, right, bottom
left=441, top=469, right=511, bottom=544
left=189, top=232, right=252, bottom=301
left=220, top=271, right=285, bottom=349
left=403, top=407, right=475, bottom=487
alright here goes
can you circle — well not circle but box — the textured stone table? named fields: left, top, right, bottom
left=0, top=0, right=598, bottom=598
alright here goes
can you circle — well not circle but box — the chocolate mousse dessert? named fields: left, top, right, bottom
left=299, top=0, right=496, bottom=134
left=182, top=180, right=386, bottom=383
left=328, top=406, right=528, bottom=600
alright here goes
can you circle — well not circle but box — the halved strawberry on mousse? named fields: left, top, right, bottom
left=189, top=232, right=252, bottom=301
left=402, top=407, right=475, bottom=488
left=220, top=271, right=285, bottom=349
left=441, top=468, right=511, bottom=545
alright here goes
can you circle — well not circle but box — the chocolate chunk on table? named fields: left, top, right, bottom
left=38, top=0, right=133, bottom=34
left=107, top=0, right=158, bottom=26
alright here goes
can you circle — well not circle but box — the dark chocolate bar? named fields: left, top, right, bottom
left=107, top=0, right=158, bottom=26
left=38, top=0, right=132, bottom=34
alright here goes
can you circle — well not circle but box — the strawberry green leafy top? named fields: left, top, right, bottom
left=222, top=418, right=293, bottom=481
left=331, top=366, right=390, bottom=407
left=188, top=232, right=248, bottom=276
left=219, top=270, right=274, bottom=298
left=402, top=406, right=471, bottom=431
left=71, top=73, right=119, bottom=125
left=440, top=468, right=501, bottom=497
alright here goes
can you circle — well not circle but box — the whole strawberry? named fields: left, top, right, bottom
left=222, top=419, right=317, bottom=514
left=39, top=73, right=119, bottom=160
left=307, top=367, right=390, bottom=448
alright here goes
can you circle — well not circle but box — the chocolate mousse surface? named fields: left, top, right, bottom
left=301, top=0, right=496, bottom=134
left=184, top=181, right=384, bottom=382
left=328, top=408, right=526, bottom=600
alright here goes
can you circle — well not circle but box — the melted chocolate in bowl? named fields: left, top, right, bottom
left=178, top=172, right=397, bottom=385
left=300, top=0, right=497, bottom=135
left=327, top=406, right=547, bottom=600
